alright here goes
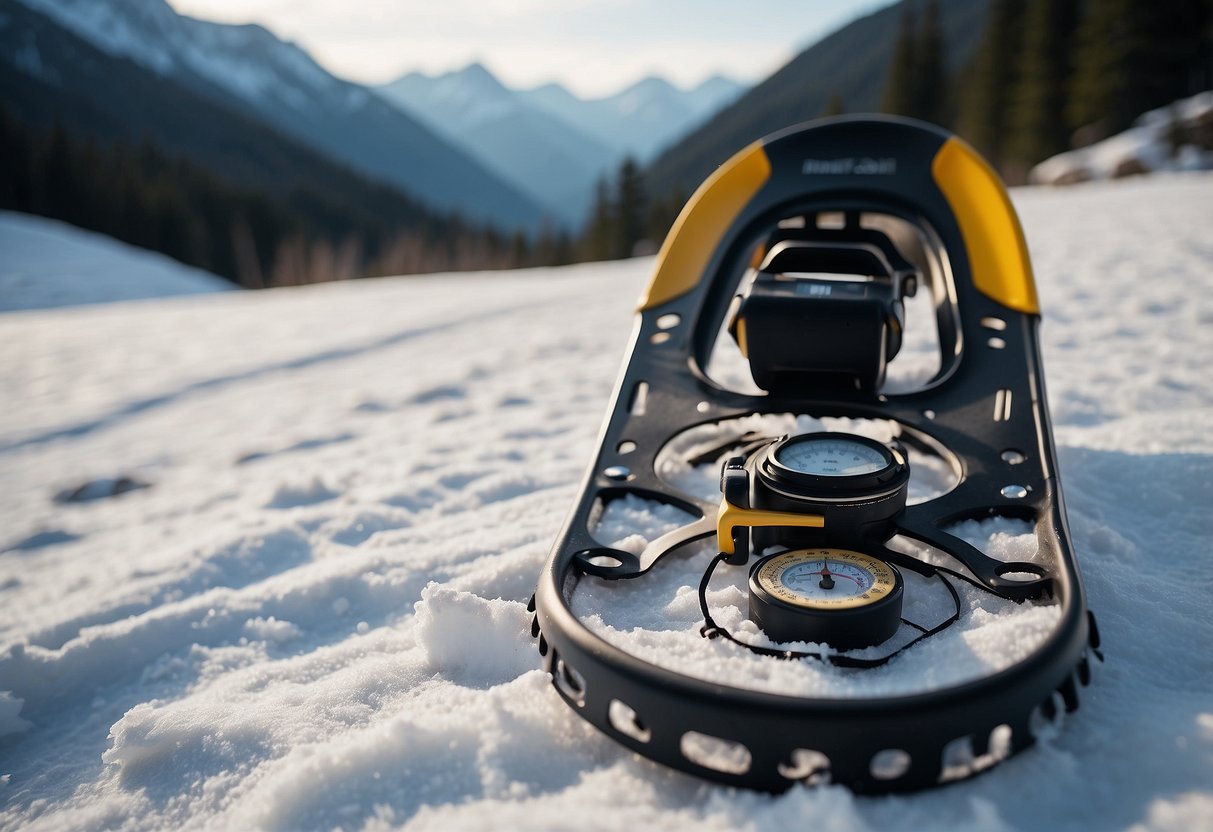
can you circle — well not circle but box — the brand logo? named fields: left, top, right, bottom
left=802, top=157, right=897, bottom=175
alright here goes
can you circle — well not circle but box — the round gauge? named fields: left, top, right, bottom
left=774, top=435, right=890, bottom=477
left=748, top=548, right=903, bottom=648
left=755, top=432, right=908, bottom=500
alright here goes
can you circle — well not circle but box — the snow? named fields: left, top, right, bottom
left=2, top=175, right=1213, bottom=830
left=0, top=211, right=232, bottom=312
left=1031, top=91, right=1213, bottom=184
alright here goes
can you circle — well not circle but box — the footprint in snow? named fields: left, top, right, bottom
left=2, top=529, right=81, bottom=553
left=265, top=477, right=340, bottom=508
left=408, top=384, right=466, bottom=405
left=236, top=432, right=355, bottom=465
left=54, top=476, right=150, bottom=503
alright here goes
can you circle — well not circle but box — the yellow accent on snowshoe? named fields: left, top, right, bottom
left=638, top=142, right=772, bottom=311
left=931, top=137, right=1040, bottom=315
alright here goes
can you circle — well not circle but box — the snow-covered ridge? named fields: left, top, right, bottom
left=1031, top=90, right=1213, bottom=184
left=381, top=63, right=746, bottom=163
left=16, top=0, right=345, bottom=111
left=375, top=62, right=746, bottom=219
left=8, top=0, right=551, bottom=229
left=1, top=176, right=1212, bottom=829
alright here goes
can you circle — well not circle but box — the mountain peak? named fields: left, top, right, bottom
left=460, top=60, right=494, bottom=78
left=618, top=75, right=679, bottom=98
left=692, top=74, right=742, bottom=94
left=440, top=61, right=511, bottom=97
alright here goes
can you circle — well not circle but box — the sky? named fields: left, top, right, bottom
left=170, top=0, right=890, bottom=97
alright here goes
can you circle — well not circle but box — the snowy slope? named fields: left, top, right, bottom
left=1, top=175, right=1212, bottom=831
left=0, top=211, right=232, bottom=312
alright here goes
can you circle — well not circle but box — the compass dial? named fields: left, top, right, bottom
left=754, top=549, right=898, bottom=610
left=774, top=435, right=891, bottom=477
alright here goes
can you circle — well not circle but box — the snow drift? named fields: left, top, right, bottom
left=1031, top=91, right=1213, bottom=184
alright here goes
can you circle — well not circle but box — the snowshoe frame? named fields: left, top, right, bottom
left=532, top=116, right=1098, bottom=793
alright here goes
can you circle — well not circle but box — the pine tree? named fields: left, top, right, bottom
left=1067, top=0, right=1211, bottom=140
left=614, top=157, right=646, bottom=259
left=1006, top=0, right=1080, bottom=168
left=1067, top=0, right=1136, bottom=137
left=916, top=0, right=947, bottom=124
left=882, top=4, right=919, bottom=116
left=954, top=0, right=1026, bottom=169
left=645, top=188, right=685, bottom=249
left=509, top=229, right=529, bottom=268
left=587, top=176, right=615, bottom=261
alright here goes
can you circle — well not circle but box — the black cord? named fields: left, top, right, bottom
left=697, top=551, right=966, bottom=669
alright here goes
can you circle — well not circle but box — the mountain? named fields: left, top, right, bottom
left=644, top=0, right=989, bottom=200
left=518, top=74, right=747, bottom=161
left=0, top=3, right=541, bottom=286
left=11, top=0, right=547, bottom=230
left=377, top=64, right=617, bottom=224
left=377, top=63, right=745, bottom=222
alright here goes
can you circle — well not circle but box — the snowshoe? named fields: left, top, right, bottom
left=531, top=115, right=1099, bottom=793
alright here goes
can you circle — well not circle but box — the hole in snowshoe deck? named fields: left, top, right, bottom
left=586, top=492, right=699, bottom=556
left=553, top=658, right=586, bottom=707
left=571, top=516, right=1063, bottom=699
left=607, top=700, right=652, bottom=743
left=680, top=731, right=752, bottom=775
left=870, top=748, right=912, bottom=780
left=994, top=387, right=1014, bottom=421
left=996, top=564, right=1048, bottom=581
left=629, top=381, right=649, bottom=415
left=778, top=748, right=831, bottom=783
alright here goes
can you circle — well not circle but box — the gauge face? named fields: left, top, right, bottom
left=754, top=549, right=897, bottom=610
left=774, top=435, right=890, bottom=477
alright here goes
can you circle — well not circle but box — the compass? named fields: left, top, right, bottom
left=757, top=432, right=908, bottom=497
left=748, top=548, right=903, bottom=649
left=746, top=432, right=910, bottom=552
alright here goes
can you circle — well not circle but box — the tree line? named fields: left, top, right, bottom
left=882, top=0, right=1212, bottom=181
left=578, top=0, right=1211, bottom=258
left=0, top=105, right=577, bottom=288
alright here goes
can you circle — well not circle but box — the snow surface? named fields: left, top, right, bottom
left=2, top=175, right=1213, bottom=830
left=0, top=212, right=232, bottom=312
